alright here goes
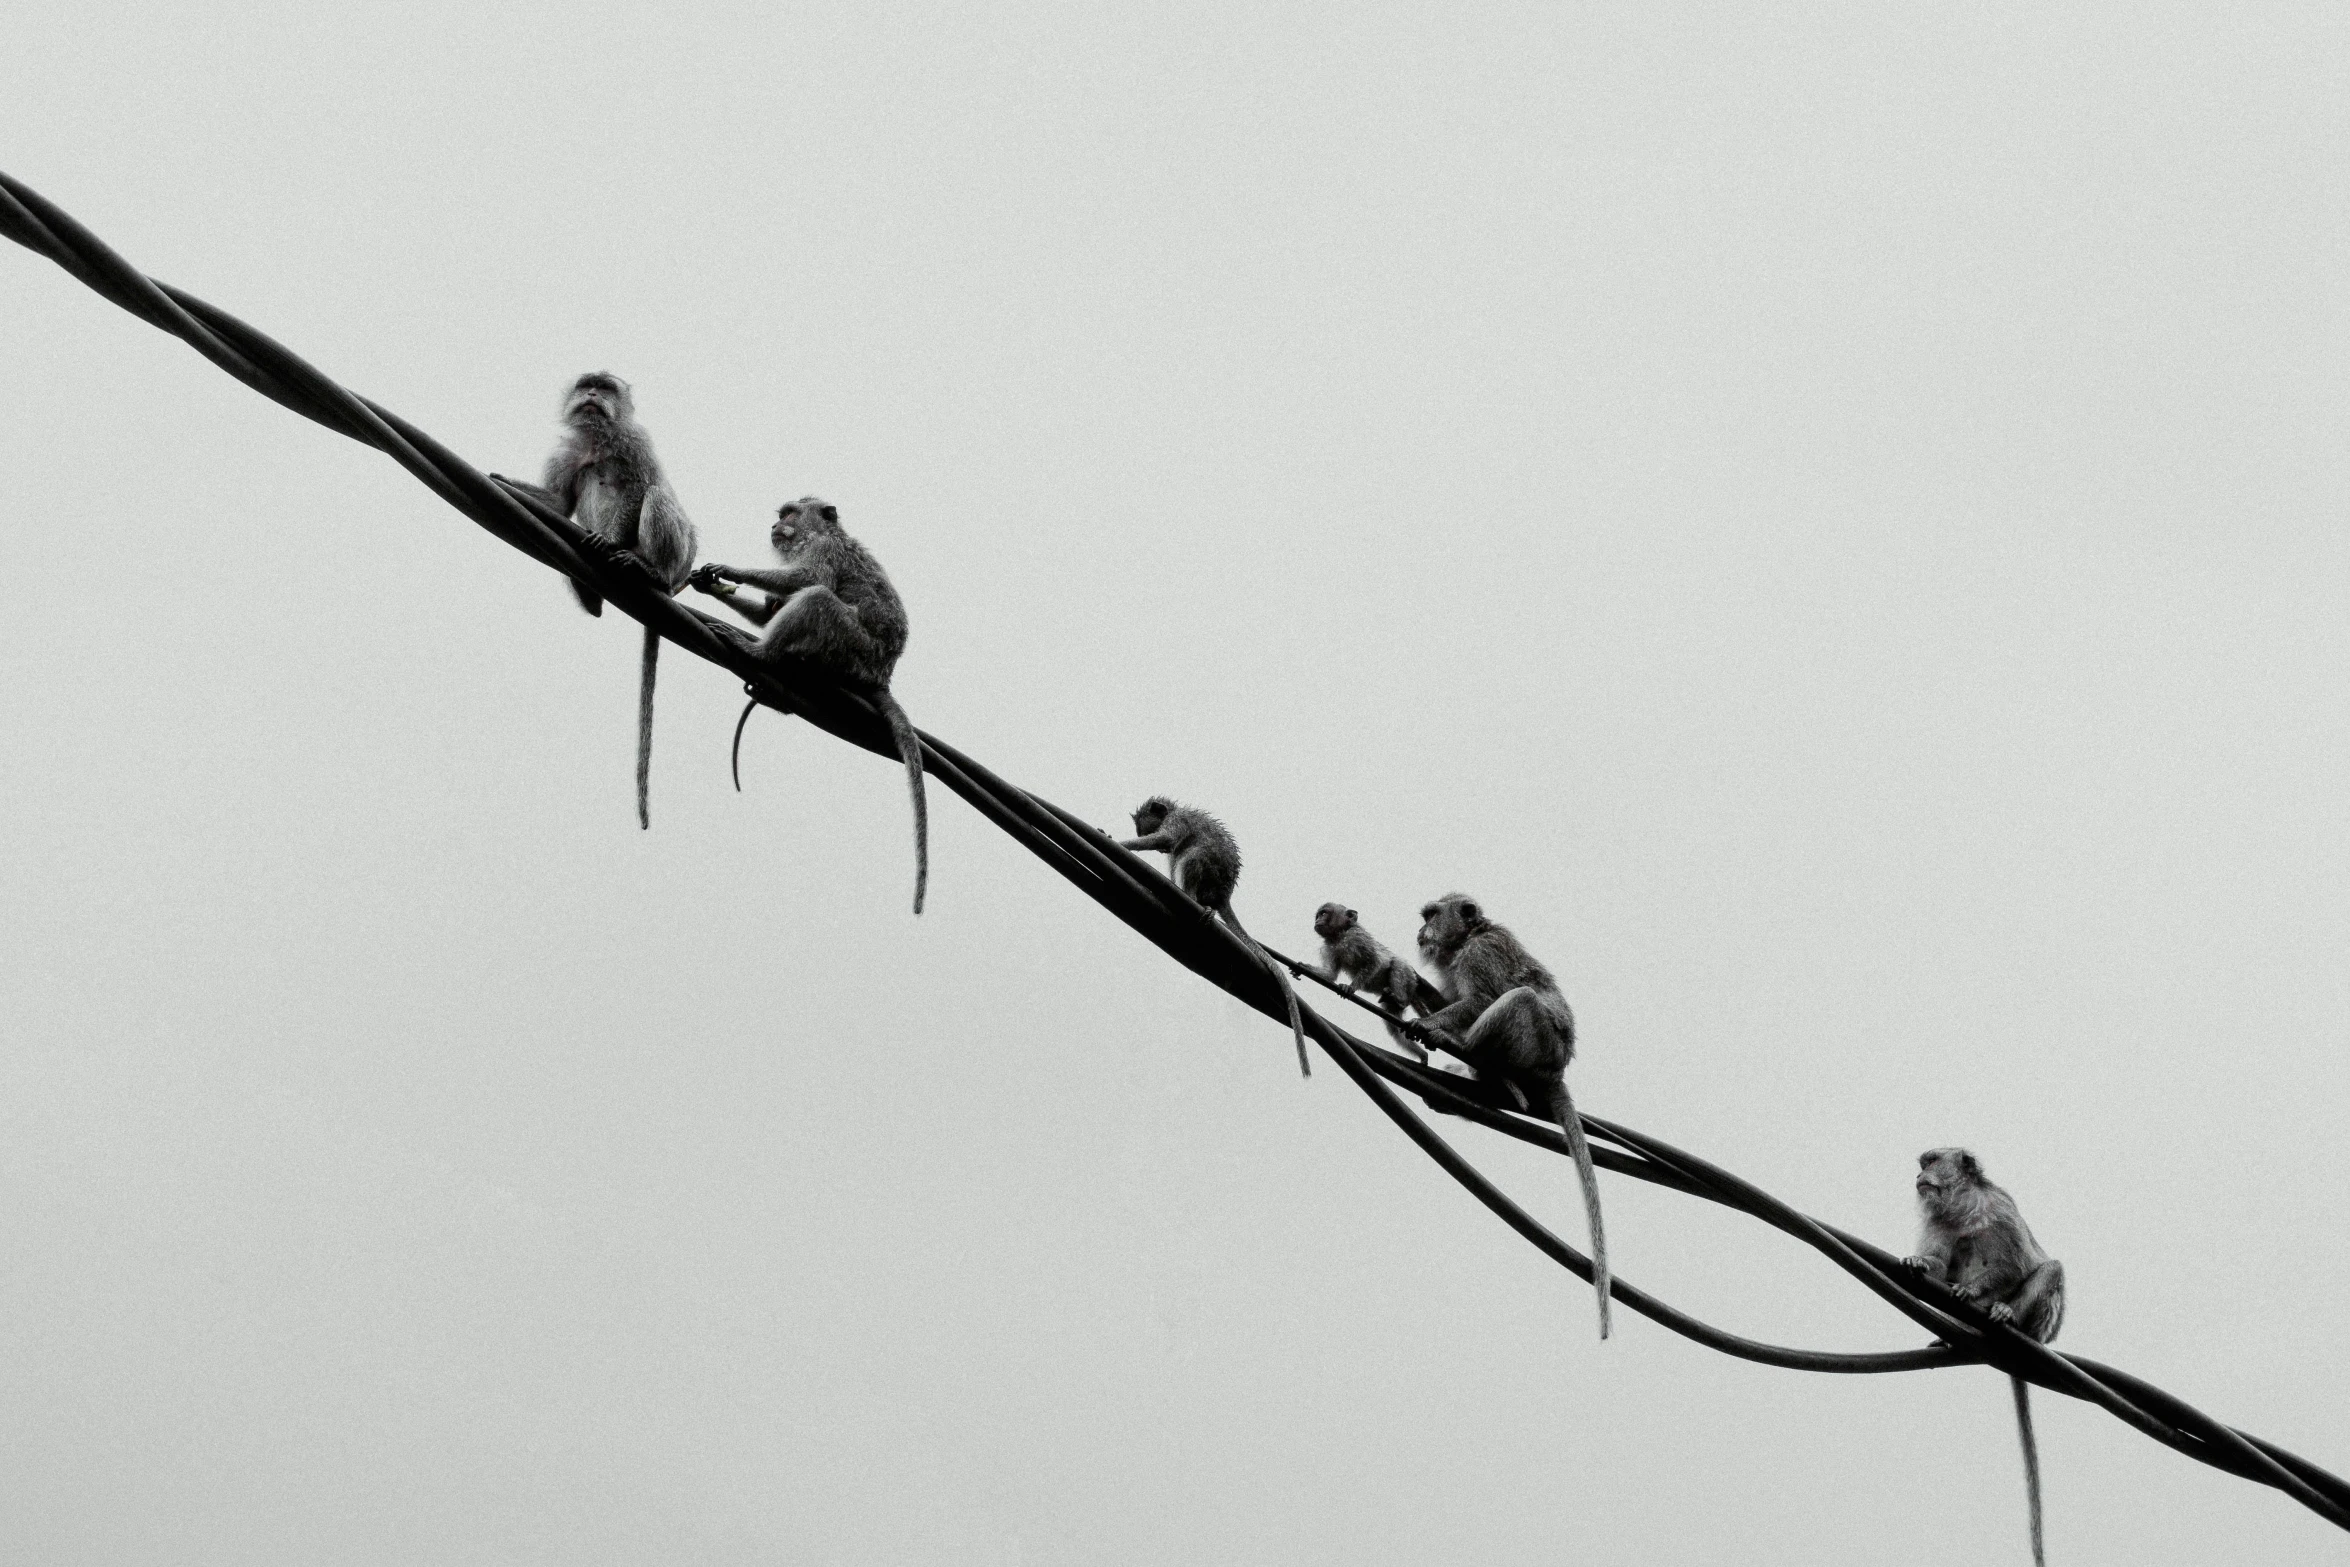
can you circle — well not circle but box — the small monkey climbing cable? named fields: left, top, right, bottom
left=3, top=167, right=2343, bottom=1537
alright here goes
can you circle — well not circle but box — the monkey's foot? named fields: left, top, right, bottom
left=573, top=534, right=671, bottom=595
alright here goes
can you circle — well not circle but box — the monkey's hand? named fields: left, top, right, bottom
left=1983, top=1301, right=2015, bottom=1325
left=689, top=563, right=735, bottom=594
left=1902, top=1255, right=1931, bottom=1271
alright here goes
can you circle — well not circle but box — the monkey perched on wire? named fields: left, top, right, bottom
left=1296, top=902, right=1431, bottom=1060
left=1119, top=796, right=1310, bottom=1078
left=1402, top=893, right=1612, bottom=1340
left=691, top=498, right=927, bottom=915
left=1905, top=1147, right=2068, bottom=1567
left=491, top=372, right=699, bottom=831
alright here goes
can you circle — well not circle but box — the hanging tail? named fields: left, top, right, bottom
left=635, top=625, right=659, bottom=829
left=875, top=691, right=928, bottom=915
left=1270, top=959, right=1308, bottom=1077
left=731, top=696, right=758, bottom=792
left=2012, top=1376, right=2046, bottom=1567
left=1553, top=1073, right=1612, bottom=1339
left=1216, top=904, right=1310, bottom=1078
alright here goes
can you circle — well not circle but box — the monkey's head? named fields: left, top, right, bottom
left=1312, top=903, right=1357, bottom=940
left=562, top=372, right=633, bottom=427
left=1131, top=795, right=1175, bottom=836
left=772, top=497, right=840, bottom=557
left=1416, top=893, right=1487, bottom=961
left=1915, top=1147, right=1984, bottom=1212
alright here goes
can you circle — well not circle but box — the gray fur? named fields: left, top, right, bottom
left=504, top=371, right=699, bottom=830
left=691, top=498, right=927, bottom=914
left=1409, top=893, right=1612, bottom=1340
left=1304, top=903, right=1427, bottom=1059
left=1121, top=797, right=1310, bottom=1078
left=1905, top=1147, right=2068, bottom=1567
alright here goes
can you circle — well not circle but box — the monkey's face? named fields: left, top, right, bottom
left=1416, top=893, right=1482, bottom=958
left=1130, top=796, right=1173, bottom=836
left=1312, top=903, right=1355, bottom=940
left=563, top=372, right=631, bottom=426
left=1915, top=1147, right=1980, bottom=1204
left=772, top=497, right=840, bottom=557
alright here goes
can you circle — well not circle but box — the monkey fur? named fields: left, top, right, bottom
left=1119, top=797, right=1310, bottom=1078
left=1403, top=893, right=1612, bottom=1340
left=492, top=371, right=699, bottom=831
left=690, top=498, right=928, bottom=915
left=1300, top=903, right=1428, bottom=1060
left=1905, top=1147, right=2068, bottom=1567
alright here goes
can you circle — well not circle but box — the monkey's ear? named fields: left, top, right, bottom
left=1958, top=1151, right=1982, bottom=1179
left=1459, top=899, right=1481, bottom=923
left=1346, top=908, right=1357, bottom=921
left=820, top=504, right=839, bottom=523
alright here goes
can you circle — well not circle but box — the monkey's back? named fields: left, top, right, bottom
left=1166, top=807, right=1240, bottom=909
left=1332, top=927, right=1409, bottom=993
left=1460, top=925, right=1575, bottom=1061
left=820, top=531, right=910, bottom=678
left=1455, top=924, right=1561, bottom=1005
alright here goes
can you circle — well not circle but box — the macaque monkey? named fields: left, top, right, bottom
left=1119, top=797, right=1310, bottom=1078
left=1404, top=893, right=1612, bottom=1339
left=1298, top=903, right=1428, bottom=1060
left=491, top=371, right=698, bottom=830
left=1905, top=1148, right=2068, bottom=1567
left=690, top=498, right=927, bottom=915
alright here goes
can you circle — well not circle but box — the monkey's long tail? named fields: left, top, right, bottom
left=731, top=697, right=757, bottom=792
left=875, top=691, right=928, bottom=915
left=2012, top=1375, right=2047, bottom=1567
left=1554, top=1073, right=1612, bottom=1339
left=1217, top=905, right=1310, bottom=1078
left=636, top=625, right=659, bottom=830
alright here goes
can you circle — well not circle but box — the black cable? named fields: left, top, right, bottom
left=5, top=166, right=2342, bottom=1536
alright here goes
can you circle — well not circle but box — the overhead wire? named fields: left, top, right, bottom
left=3, top=166, right=2342, bottom=1536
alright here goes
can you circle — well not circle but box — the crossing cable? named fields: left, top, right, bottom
left=5, top=167, right=2344, bottom=1535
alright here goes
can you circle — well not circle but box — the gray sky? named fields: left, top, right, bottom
left=4, top=5, right=2346, bottom=1564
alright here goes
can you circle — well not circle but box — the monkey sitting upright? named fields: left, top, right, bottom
left=690, top=498, right=928, bottom=915
left=1119, top=797, right=1310, bottom=1078
left=491, top=371, right=699, bottom=831
left=1402, top=893, right=1612, bottom=1340
left=1298, top=903, right=1429, bottom=1061
left=1905, top=1147, right=2068, bottom=1567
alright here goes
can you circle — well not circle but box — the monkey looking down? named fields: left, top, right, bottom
left=491, top=371, right=699, bottom=830
left=1298, top=903, right=1429, bottom=1061
left=1404, top=893, right=1612, bottom=1339
left=1119, top=797, right=1310, bottom=1078
left=1905, top=1147, right=2068, bottom=1566
left=691, top=498, right=928, bottom=915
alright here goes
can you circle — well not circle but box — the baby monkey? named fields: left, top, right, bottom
left=1905, top=1148, right=2068, bottom=1567
left=492, top=371, right=699, bottom=830
left=1299, top=903, right=1428, bottom=1061
left=1120, top=797, right=1310, bottom=1078
left=691, top=498, right=928, bottom=915
left=1404, top=894, right=1611, bottom=1340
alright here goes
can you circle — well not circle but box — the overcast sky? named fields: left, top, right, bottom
left=4, top=5, right=2347, bottom=1564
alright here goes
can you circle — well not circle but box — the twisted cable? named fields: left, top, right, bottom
left=4, top=167, right=2341, bottom=1535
